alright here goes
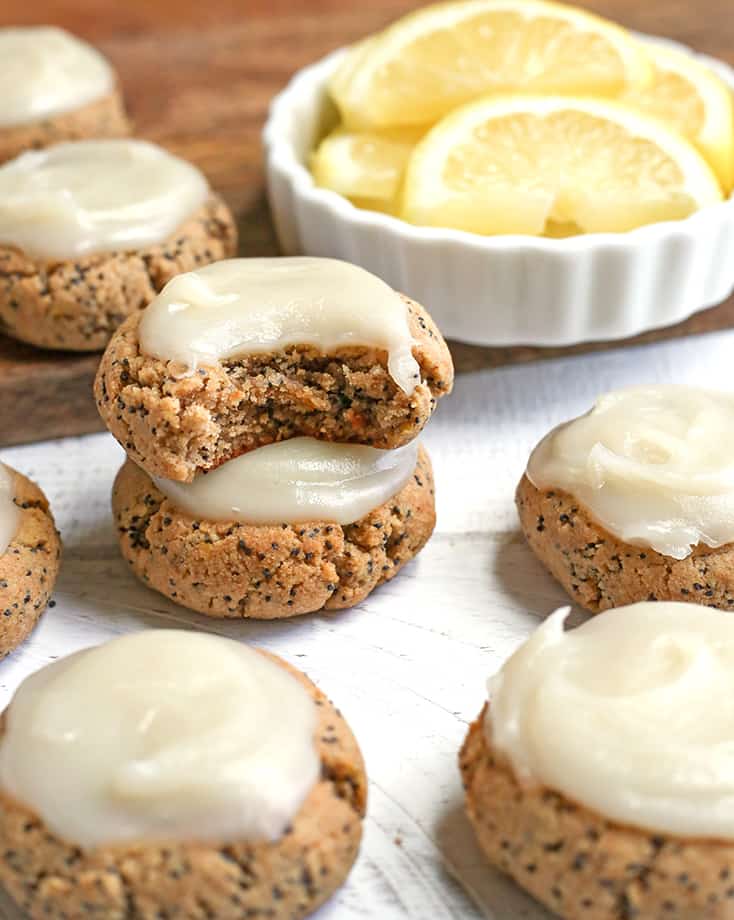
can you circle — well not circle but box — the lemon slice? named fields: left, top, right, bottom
left=622, top=43, right=734, bottom=193
left=330, top=0, right=652, bottom=129
left=349, top=197, right=401, bottom=215
left=401, top=95, right=723, bottom=235
left=311, top=126, right=424, bottom=204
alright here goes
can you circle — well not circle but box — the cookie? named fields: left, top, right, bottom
left=112, top=444, right=435, bottom=618
left=0, top=641, right=366, bottom=920
left=518, top=386, right=734, bottom=613
left=0, top=195, right=237, bottom=351
left=516, top=473, right=734, bottom=613
left=95, top=293, right=452, bottom=482
left=0, top=89, right=129, bottom=165
left=0, top=465, right=61, bottom=657
left=0, top=27, right=129, bottom=165
left=460, top=710, right=734, bottom=920
left=461, top=601, right=734, bottom=919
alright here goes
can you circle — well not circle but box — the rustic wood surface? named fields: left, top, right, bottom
left=0, top=0, right=732, bottom=446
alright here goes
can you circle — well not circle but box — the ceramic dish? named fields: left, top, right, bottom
left=264, top=36, right=734, bottom=347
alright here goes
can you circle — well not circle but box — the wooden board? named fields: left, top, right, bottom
left=0, top=338, right=101, bottom=446
left=0, top=0, right=733, bottom=446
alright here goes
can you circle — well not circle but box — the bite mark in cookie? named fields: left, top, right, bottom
left=96, top=292, right=452, bottom=482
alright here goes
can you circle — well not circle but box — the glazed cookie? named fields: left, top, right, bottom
left=0, top=463, right=60, bottom=658
left=0, top=140, right=237, bottom=351
left=112, top=440, right=435, bottom=618
left=0, top=630, right=366, bottom=919
left=95, top=257, right=453, bottom=482
left=517, top=385, right=734, bottom=613
left=461, top=602, right=734, bottom=920
left=0, top=27, right=128, bottom=164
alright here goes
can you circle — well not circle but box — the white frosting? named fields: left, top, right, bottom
left=0, top=27, right=113, bottom=128
left=154, top=436, right=418, bottom=525
left=487, top=602, right=734, bottom=839
left=526, top=385, right=734, bottom=560
left=0, top=630, right=320, bottom=848
left=138, top=258, right=421, bottom=395
left=0, top=465, right=19, bottom=556
left=0, top=139, right=209, bottom=260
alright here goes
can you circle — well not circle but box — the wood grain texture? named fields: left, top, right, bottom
left=0, top=0, right=732, bottom=446
left=0, top=338, right=103, bottom=446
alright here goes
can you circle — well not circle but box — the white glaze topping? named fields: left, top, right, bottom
left=154, top=437, right=419, bottom=525
left=137, top=258, right=421, bottom=394
left=0, top=139, right=209, bottom=260
left=526, top=385, right=734, bottom=560
left=0, top=630, right=320, bottom=848
left=486, top=602, right=734, bottom=839
left=0, top=27, right=113, bottom=128
left=0, top=465, right=19, bottom=557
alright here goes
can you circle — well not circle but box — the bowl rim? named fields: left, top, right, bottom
left=263, top=32, right=734, bottom=254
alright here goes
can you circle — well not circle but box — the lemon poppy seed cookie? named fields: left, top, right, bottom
left=95, top=258, right=453, bottom=483
left=516, top=476, right=734, bottom=614
left=461, top=602, right=734, bottom=920
left=0, top=27, right=129, bottom=165
left=517, top=385, right=734, bottom=614
left=0, top=630, right=366, bottom=919
left=112, top=441, right=435, bottom=618
left=0, top=463, right=61, bottom=658
left=0, top=140, right=237, bottom=351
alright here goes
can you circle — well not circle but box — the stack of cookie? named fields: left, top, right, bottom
left=95, top=256, right=454, bottom=619
left=0, top=26, right=237, bottom=351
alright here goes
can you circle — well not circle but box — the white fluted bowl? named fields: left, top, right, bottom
left=264, top=37, right=734, bottom=346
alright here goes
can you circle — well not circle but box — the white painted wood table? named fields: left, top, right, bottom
left=2, top=329, right=732, bottom=920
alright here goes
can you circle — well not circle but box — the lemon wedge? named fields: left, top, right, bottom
left=330, top=0, right=652, bottom=129
left=401, top=95, right=723, bottom=235
left=622, top=43, right=734, bottom=193
left=311, top=126, right=424, bottom=206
